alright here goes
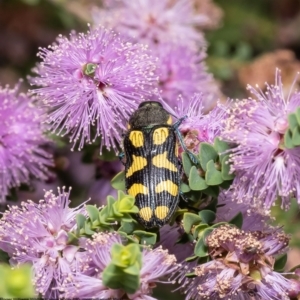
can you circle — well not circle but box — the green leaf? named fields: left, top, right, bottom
left=221, top=155, right=235, bottom=180
left=86, top=205, right=100, bottom=223
left=111, top=171, right=126, bottom=191
left=67, top=232, right=79, bottom=245
left=194, top=238, right=208, bottom=257
left=102, top=263, right=140, bottom=294
left=199, top=143, right=218, bottom=171
left=205, top=160, right=223, bottom=185
left=292, top=126, right=300, bottom=146
left=194, top=228, right=214, bottom=257
left=111, top=243, right=142, bottom=269
left=189, top=166, right=208, bottom=190
left=185, top=255, right=198, bottom=262
left=133, top=230, right=157, bottom=246
left=182, top=152, right=194, bottom=175
left=118, top=221, right=138, bottom=234
left=214, top=137, right=230, bottom=160
left=84, top=222, right=95, bottom=235
left=198, top=210, right=216, bottom=224
left=184, top=190, right=203, bottom=202
left=193, top=224, right=209, bottom=239
left=202, top=186, right=220, bottom=197
left=211, top=222, right=228, bottom=228
left=229, top=212, right=243, bottom=229
left=183, top=212, right=202, bottom=233
left=296, top=107, right=300, bottom=124
left=288, top=113, right=298, bottom=129
left=284, top=129, right=294, bottom=149
left=185, top=272, right=197, bottom=278
left=274, top=254, right=287, bottom=272
left=124, top=262, right=141, bottom=275
left=119, top=196, right=138, bottom=213
left=180, top=182, right=191, bottom=193
left=76, top=214, right=86, bottom=234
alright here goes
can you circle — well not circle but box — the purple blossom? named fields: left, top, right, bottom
left=0, top=188, right=87, bottom=299
left=172, top=94, right=227, bottom=153
left=155, top=43, right=214, bottom=108
left=31, top=26, right=158, bottom=153
left=63, top=232, right=178, bottom=299
left=0, top=83, right=53, bottom=202
left=175, top=225, right=291, bottom=300
left=222, top=70, right=300, bottom=210
left=92, top=0, right=208, bottom=46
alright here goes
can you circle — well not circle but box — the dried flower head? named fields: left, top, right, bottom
left=0, top=83, right=52, bottom=202
left=31, top=26, right=158, bottom=153
left=177, top=225, right=290, bottom=300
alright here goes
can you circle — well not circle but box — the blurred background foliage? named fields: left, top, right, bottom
left=1, top=0, right=300, bottom=296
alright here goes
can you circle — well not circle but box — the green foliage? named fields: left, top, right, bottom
left=111, top=171, right=126, bottom=190
left=103, top=243, right=142, bottom=294
left=182, top=152, right=194, bottom=175
left=0, top=264, right=35, bottom=298
left=182, top=138, right=234, bottom=200
left=189, top=166, right=207, bottom=190
left=205, top=160, right=223, bottom=185
left=74, top=191, right=158, bottom=246
left=199, top=143, right=218, bottom=171
left=183, top=213, right=202, bottom=233
left=274, top=254, right=287, bottom=272
left=284, top=110, right=300, bottom=149
left=76, top=190, right=139, bottom=236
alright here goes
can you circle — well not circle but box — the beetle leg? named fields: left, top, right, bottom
left=179, top=190, right=189, bottom=202
left=118, top=152, right=126, bottom=166
left=174, top=127, right=199, bottom=166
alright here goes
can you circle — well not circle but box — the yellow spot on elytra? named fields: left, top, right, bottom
left=153, top=128, right=169, bottom=145
left=139, top=207, right=153, bottom=221
left=152, top=152, right=177, bottom=171
left=127, top=123, right=131, bottom=129
left=154, top=206, right=169, bottom=220
left=128, top=183, right=149, bottom=197
left=129, top=131, right=144, bottom=148
left=167, top=115, right=172, bottom=125
left=126, top=155, right=147, bottom=177
left=155, top=180, right=178, bottom=196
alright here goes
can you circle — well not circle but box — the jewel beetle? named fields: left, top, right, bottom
left=123, top=101, right=193, bottom=228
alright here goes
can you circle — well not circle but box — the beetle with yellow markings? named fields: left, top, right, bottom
left=123, top=101, right=189, bottom=228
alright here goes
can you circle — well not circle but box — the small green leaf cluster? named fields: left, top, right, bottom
left=284, top=108, right=300, bottom=149
left=182, top=138, right=234, bottom=198
left=0, top=264, right=35, bottom=298
left=103, top=243, right=142, bottom=294
left=182, top=206, right=243, bottom=263
left=75, top=190, right=138, bottom=236
left=74, top=191, right=158, bottom=246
